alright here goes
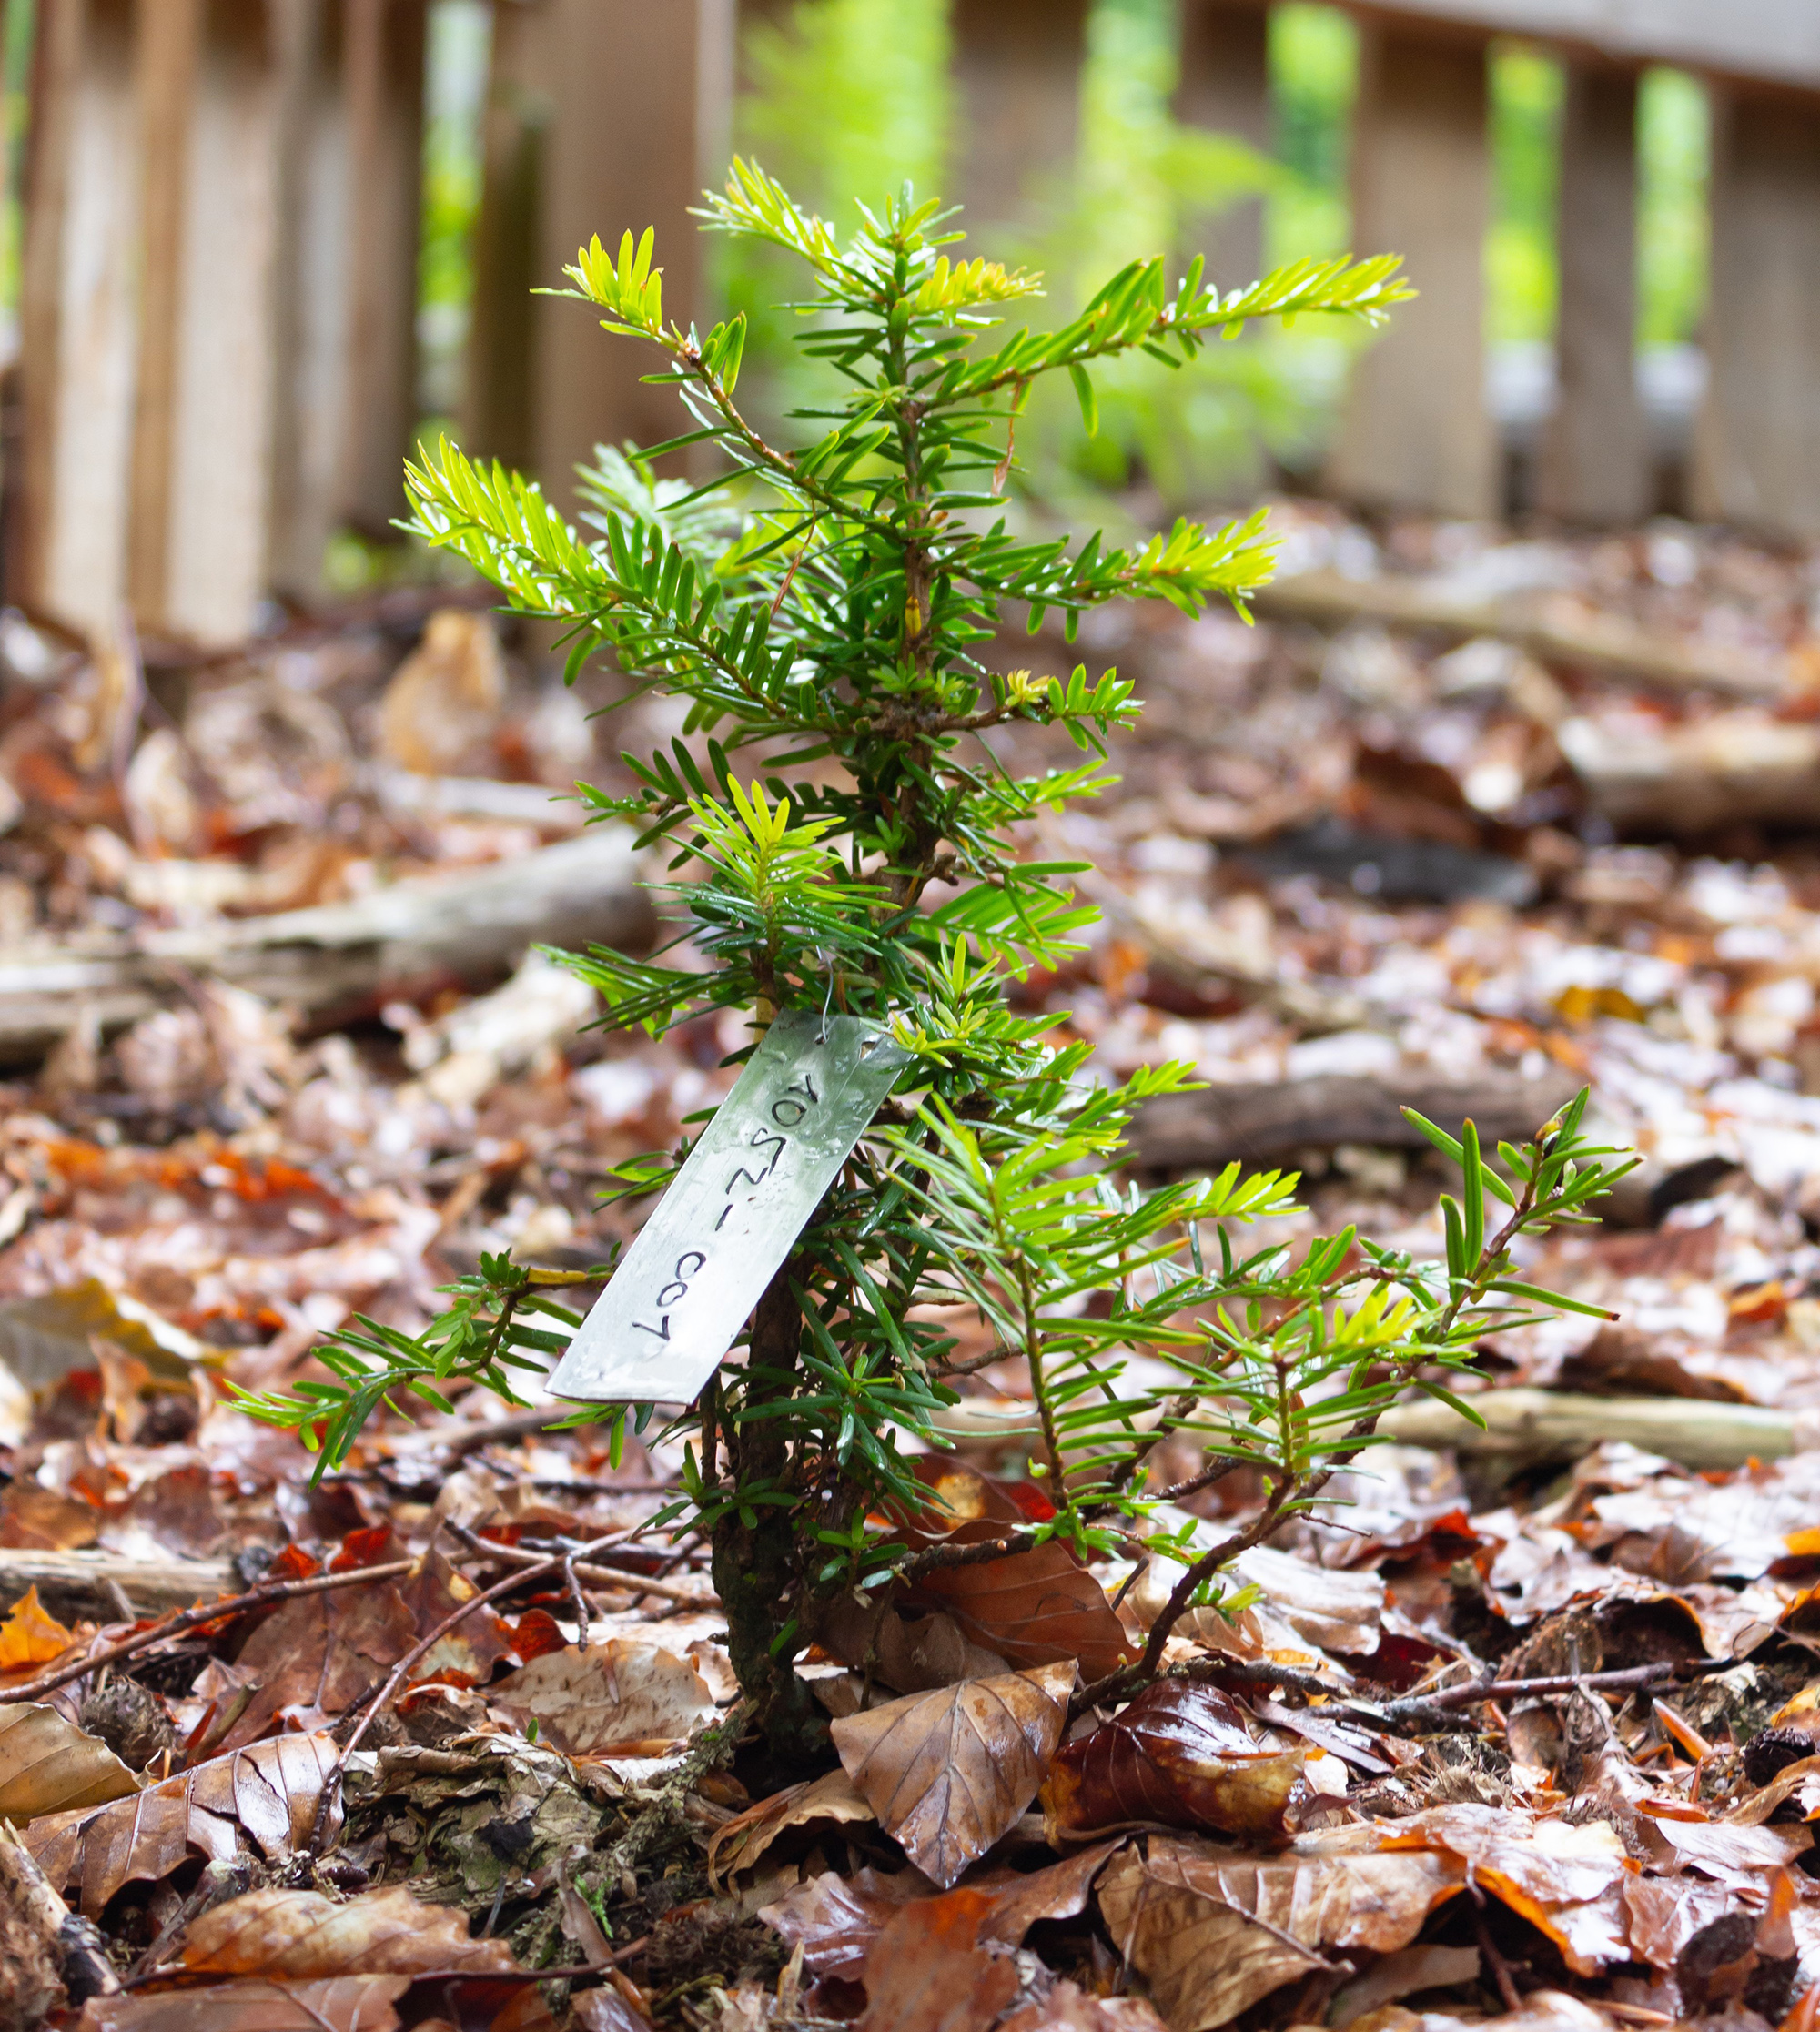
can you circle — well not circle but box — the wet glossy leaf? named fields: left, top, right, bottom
left=1044, top=1682, right=1310, bottom=1841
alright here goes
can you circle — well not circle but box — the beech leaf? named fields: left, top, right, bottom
left=1044, top=1682, right=1311, bottom=1841
left=25, top=1731, right=339, bottom=1915
left=179, top=1883, right=521, bottom=1976
left=0, top=1703, right=140, bottom=1822
left=1097, top=1832, right=1467, bottom=2030
left=831, top=1662, right=1075, bottom=1887
left=489, top=1638, right=716, bottom=1756
left=72, top=1976, right=410, bottom=2031
left=707, top=1764, right=875, bottom=1885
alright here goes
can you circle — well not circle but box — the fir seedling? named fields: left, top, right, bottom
left=239, top=167, right=1633, bottom=1759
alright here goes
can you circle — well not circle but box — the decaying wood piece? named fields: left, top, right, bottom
left=0, top=1546, right=234, bottom=1618
left=1380, top=1387, right=1820, bottom=1472
left=1128, top=1067, right=1580, bottom=1171
left=1557, top=712, right=1820, bottom=834
left=0, top=826, right=652, bottom=1061
left=1253, top=569, right=1788, bottom=701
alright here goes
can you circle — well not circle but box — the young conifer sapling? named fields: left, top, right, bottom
left=241, top=166, right=1633, bottom=1764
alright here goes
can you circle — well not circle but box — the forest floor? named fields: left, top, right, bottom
left=4, top=503, right=1820, bottom=2032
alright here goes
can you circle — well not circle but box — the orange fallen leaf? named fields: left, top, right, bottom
left=0, top=1587, right=76, bottom=1672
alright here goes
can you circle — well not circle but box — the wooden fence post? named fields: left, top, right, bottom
left=1326, top=24, right=1496, bottom=521
left=1692, top=82, right=1820, bottom=542
left=1538, top=62, right=1647, bottom=525
left=128, top=0, right=288, bottom=644
left=950, top=0, right=1089, bottom=253
left=1174, top=0, right=1271, bottom=292
left=269, top=0, right=428, bottom=601
left=15, top=0, right=141, bottom=634
left=466, top=0, right=735, bottom=513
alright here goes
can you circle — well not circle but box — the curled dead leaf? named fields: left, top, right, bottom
left=24, top=1731, right=339, bottom=1916
left=72, top=1976, right=410, bottom=2030
left=707, top=1764, right=875, bottom=1885
left=831, top=1663, right=1075, bottom=1888
left=179, top=1883, right=520, bottom=1976
left=1044, top=1682, right=1310, bottom=1842
left=490, top=1639, right=716, bottom=1755
left=0, top=1703, right=139, bottom=1822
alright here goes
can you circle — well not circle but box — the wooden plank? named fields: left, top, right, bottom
left=1326, top=25, right=1496, bottom=519
left=268, top=0, right=353, bottom=601
left=951, top=0, right=1089, bottom=250
left=269, top=0, right=428, bottom=598
left=1340, top=2, right=1820, bottom=97
left=1537, top=63, right=1648, bottom=524
left=135, top=0, right=288, bottom=644
left=15, top=0, right=140, bottom=634
left=339, top=0, right=427, bottom=535
left=467, top=0, right=735, bottom=511
left=1691, top=84, right=1820, bottom=542
left=1175, top=0, right=1272, bottom=293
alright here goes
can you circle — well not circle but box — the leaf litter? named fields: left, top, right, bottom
left=9, top=518, right=1820, bottom=2027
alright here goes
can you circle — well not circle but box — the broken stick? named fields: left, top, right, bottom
left=1380, top=1387, right=1820, bottom=1472
left=0, top=825, right=654, bottom=1061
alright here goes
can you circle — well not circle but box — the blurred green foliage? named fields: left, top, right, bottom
left=1488, top=45, right=1562, bottom=345
left=1638, top=66, right=1708, bottom=348
left=399, top=0, right=1713, bottom=519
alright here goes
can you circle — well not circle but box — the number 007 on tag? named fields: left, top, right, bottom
left=550, top=1011, right=909, bottom=1404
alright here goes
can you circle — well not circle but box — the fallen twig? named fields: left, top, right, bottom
left=448, top=1520, right=717, bottom=1607
left=1378, top=1662, right=1677, bottom=1724
left=0, top=1557, right=418, bottom=1706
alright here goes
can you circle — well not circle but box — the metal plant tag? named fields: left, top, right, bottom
left=550, top=1009, right=910, bottom=1404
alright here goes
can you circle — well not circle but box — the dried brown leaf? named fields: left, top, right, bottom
left=831, top=1663, right=1074, bottom=1888
left=761, top=1865, right=935, bottom=1985
left=1043, top=1682, right=1310, bottom=1841
left=72, top=1976, right=410, bottom=2031
left=997, top=1984, right=1169, bottom=2032
left=0, top=1702, right=139, bottom=1822
left=179, top=1883, right=518, bottom=1976
left=490, top=1639, right=715, bottom=1756
left=1097, top=1832, right=1466, bottom=2031
left=24, top=1731, right=339, bottom=1916
left=707, top=1764, right=875, bottom=1885
left=903, top=1545, right=1134, bottom=1682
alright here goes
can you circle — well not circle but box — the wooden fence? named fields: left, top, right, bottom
left=10, top=0, right=1820, bottom=649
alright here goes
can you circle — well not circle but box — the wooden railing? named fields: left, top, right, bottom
left=10, top=0, right=1820, bottom=648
